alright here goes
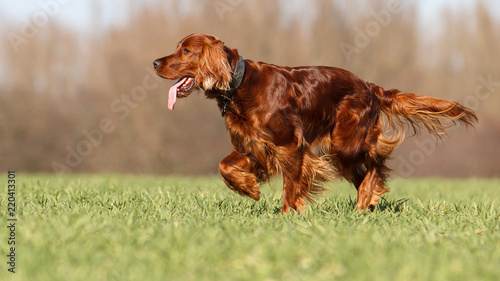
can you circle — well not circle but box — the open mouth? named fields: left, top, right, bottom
left=168, top=76, right=195, bottom=110
left=175, top=76, right=195, bottom=95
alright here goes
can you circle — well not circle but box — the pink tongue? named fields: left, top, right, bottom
left=168, top=78, right=185, bottom=110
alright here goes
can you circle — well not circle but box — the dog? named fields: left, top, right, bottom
left=153, top=33, right=477, bottom=213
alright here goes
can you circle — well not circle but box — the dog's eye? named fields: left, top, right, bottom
left=182, top=48, right=191, bottom=54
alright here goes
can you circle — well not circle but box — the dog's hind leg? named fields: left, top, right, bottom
left=353, top=167, right=386, bottom=210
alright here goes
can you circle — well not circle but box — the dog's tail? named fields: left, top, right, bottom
left=368, top=82, right=477, bottom=155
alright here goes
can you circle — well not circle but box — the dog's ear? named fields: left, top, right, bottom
left=196, top=39, right=232, bottom=91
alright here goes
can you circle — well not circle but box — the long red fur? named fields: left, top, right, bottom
left=154, top=34, right=477, bottom=213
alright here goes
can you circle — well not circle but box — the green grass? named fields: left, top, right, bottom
left=1, top=174, right=499, bottom=281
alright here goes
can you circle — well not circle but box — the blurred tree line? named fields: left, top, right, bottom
left=0, top=0, right=498, bottom=177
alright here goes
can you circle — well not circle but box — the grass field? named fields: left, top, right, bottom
left=1, top=174, right=499, bottom=281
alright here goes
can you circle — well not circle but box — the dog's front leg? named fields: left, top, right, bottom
left=219, top=150, right=261, bottom=201
left=280, top=148, right=307, bottom=214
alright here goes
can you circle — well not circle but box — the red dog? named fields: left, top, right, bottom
left=154, top=34, right=477, bottom=213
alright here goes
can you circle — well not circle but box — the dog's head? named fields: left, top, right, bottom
left=153, top=34, right=234, bottom=109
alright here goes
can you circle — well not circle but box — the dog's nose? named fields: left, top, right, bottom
left=153, top=60, right=161, bottom=69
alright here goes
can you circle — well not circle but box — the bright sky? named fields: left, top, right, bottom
left=0, top=1, right=129, bottom=28
left=1, top=0, right=497, bottom=31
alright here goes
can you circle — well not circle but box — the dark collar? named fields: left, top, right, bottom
left=217, top=56, right=245, bottom=117
left=228, top=55, right=246, bottom=94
